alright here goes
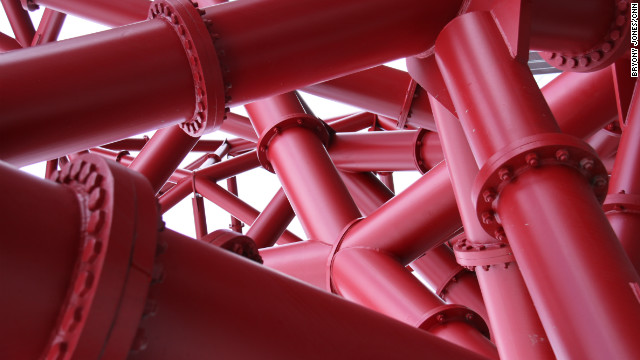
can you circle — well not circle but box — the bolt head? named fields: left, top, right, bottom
left=483, top=189, right=497, bottom=203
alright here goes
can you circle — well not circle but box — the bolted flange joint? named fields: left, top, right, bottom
left=472, top=133, right=608, bottom=241
left=149, top=0, right=227, bottom=136
left=256, top=113, right=334, bottom=173
left=603, top=192, right=640, bottom=214
left=203, top=229, right=263, bottom=264
left=451, top=234, right=515, bottom=271
left=43, top=154, right=158, bottom=360
left=540, top=0, right=632, bottom=72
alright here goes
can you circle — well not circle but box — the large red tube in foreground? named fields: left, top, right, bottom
left=133, top=229, right=491, bottom=360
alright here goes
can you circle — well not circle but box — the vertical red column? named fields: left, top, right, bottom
left=605, top=83, right=640, bottom=273
left=436, top=11, right=640, bottom=359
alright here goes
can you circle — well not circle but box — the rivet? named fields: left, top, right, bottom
left=616, top=15, right=626, bottom=26
left=70, top=161, right=85, bottom=180
left=567, top=57, right=577, bottom=68
left=610, top=30, right=621, bottom=41
left=143, top=299, right=158, bottom=318
left=152, top=264, right=165, bottom=283
left=602, top=42, right=614, bottom=53
left=78, top=163, right=95, bottom=183
left=436, top=314, right=445, bottom=323
left=59, top=165, right=71, bottom=183
left=481, top=211, right=496, bottom=225
left=618, top=0, right=629, bottom=11
left=82, top=237, right=102, bottom=263
left=88, top=187, right=105, bottom=211
left=259, top=146, right=266, bottom=152
left=75, top=270, right=95, bottom=296
left=465, top=313, right=474, bottom=321
left=498, top=167, right=512, bottom=182
left=555, top=148, right=569, bottom=162
left=578, top=56, right=590, bottom=67
left=525, top=152, right=540, bottom=167
left=482, top=265, right=491, bottom=271
left=482, top=189, right=497, bottom=203
left=580, top=158, right=595, bottom=172
left=49, top=342, right=68, bottom=360
left=297, top=119, right=303, bottom=125
left=593, top=176, right=608, bottom=188
left=87, top=210, right=105, bottom=234
left=591, top=51, right=603, bottom=61
left=131, top=328, right=149, bottom=352
left=494, top=228, right=507, bottom=242
left=86, top=172, right=103, bottom=190
left=554, top=56, right=566, bottom=66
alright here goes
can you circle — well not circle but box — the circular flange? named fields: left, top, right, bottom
left=417, top=304, right=490, bottom=338
left=603, top=193, right=640, bottom=214
left=539, top=0, right=631, bottom=72
left=149, top=0, right=227, bottom=136
left=473, top=133, right=608, bottom=240
left=43, top=155, right=158, bottom=360
left=203, top=229, right=263, bottom=263
left=256, top=113, right=333, bottom=173
left=413, top=128, right=431, bottom=174
left=452, top=234, right=515, bottom=270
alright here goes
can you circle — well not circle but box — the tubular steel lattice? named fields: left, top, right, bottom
left=1, top=0, right=640, bottom=359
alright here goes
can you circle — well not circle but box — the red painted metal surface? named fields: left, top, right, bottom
left=1, top=0, right=639, bottom=359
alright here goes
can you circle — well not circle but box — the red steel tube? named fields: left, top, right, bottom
left=304, top=66, right=436, bottom=130
left=326, top=112, right=377, bottom=133
left=133, top=229, right=492, bottom=360
left=340, top=171, right=395, bottom=216
left=1, top=161, right=81, bottom=360
left=428, top=94, right=553, bottom=360
left=342, top=162, right=460, bottom=265
left=436, top=13, right=560, bottom=167
left=260, top=240, right=332, bottom=289
left=0, top=19, right=195, bottom=166
left=528, top=0, right=614, bottom=54
left=587, top=127, right=621, bottom=159
left=195, top=177, right=259, bottom=226
left=411, top=246, right=488, bottom=324
left=607, top=84, right=640, bottom=273
left=129, top=126, right=200, bottom=193
left=192, top=194, right=207, bottom=239
left=437, top=12, right=640, bottom=359
left=246, top=188, right=298, bottom=248
left=541, top=67, right=618, bottom=140
left=0, top=31, right=21, bottom=51
left=220, top=113, right=258, bottom=141
left=30, top=8, right=65, bottom=46
left=27, top=0, right=149, bottom=27
left=331, top=247, right=498, bottom=359
left=226, top=176, right=243, bottom=233
left=246, top=92, right=361, bottom=244
left=204, top=0, right=463, bottom=106
left=329, top=131, right=443, bottom=173
left=1, top=0, right=34, bottom=46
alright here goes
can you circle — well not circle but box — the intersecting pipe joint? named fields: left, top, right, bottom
left=203, top=229, right=264, bottom=264
left=256, top=113, right=334, bottom=173
left=473, top=133, right=608, bottom=239
left=149, top=0, right=227, bottom=136
left=45, top=155, right=159, bottom=360
left=415, top=304, right=490, bottom=338
left=540, top=0, right=631, bottom=72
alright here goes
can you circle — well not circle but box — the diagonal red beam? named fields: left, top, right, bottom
left=246, top=92, right=361, bottom=245
left=1, top=0, right=34, bottom=46
left=28, top=0, right=149, bottom=27
left=30, top=8, right=65, bottom=46
left=129, top=126, right=200, bottom=194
